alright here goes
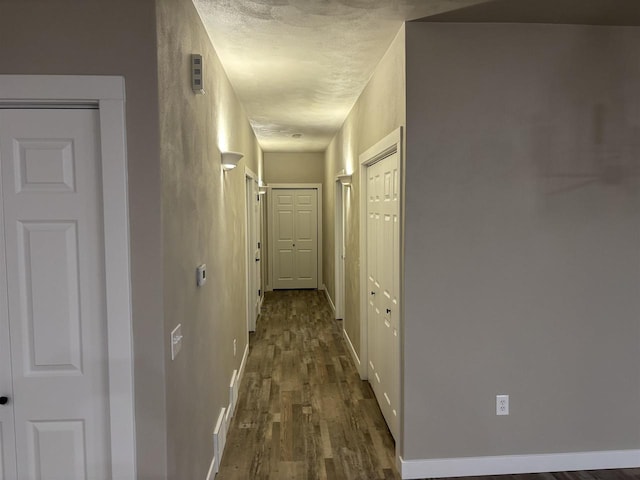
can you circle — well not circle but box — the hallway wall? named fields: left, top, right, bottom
left=265, top=152, right=324, bottom=184
left=323, top=26, right=406, bottom=358
left=156, top=0, right=263, bottom=477
left=404, top=22, right=640, bottom=461
left=0, top=2, right=166, bottom=477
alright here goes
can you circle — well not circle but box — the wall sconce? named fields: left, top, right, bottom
left=337, top=173, right=352, bottom=186
left=221, top=151, right=243, bottom=171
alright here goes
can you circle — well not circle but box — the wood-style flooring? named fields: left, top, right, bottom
left=216, top=290, right=640, bottom=480
left=217, top=289, right=398, bottom=480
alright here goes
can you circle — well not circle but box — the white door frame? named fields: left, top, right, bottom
left=334, top=180, right=346, bottom=319
left=0, top=75, right=136, bottom=479
left=267, top=183, right=323, bottom=290
left=358, top=127, right=403, bottom=381
left=244, top=167, right=260, bottom=333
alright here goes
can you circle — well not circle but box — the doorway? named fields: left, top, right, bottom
left=334, top=180, right=346, bottom=319
left=245, top=170, right=261, bottom=332
left=359, top=128, right=402, bottom=441
left=269, top=185, right=323, bottom=290
left=0, top=76, right=135, bottom=479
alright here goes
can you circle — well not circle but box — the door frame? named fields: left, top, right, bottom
left=267, top=183, right=323, bottom=291
left=334, top=180, right=346, bottom=319
left=358, top=127, right=403, bottom=381
left=244, top=167, right=261, bottom=332
left=0, top=75, right=136, bottom=479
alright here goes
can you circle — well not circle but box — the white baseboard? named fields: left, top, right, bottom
left=205, top=454, right=216, bottom=480
left=210, top=343, right=250, bottom=478
left=323, top=286, right=336, bottom=314
left=342, top=327, right=360, bottom=370
left=399, top=449, right=640, bottom=479
left=239, top=342, right=249, bottom=386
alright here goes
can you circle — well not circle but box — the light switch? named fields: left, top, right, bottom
left=171, top=324, right=183, bottom=360
left=196, top=264, right=207, bottom=287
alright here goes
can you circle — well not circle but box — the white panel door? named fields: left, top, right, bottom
left=0, top=109, right=111, bottom=479
left=366, top=152, right=400, bottom=440
left=246, top=177, right=261, bottom=331
left=272, top=189, right=318, bottom=289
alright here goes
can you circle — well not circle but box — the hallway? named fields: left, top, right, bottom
left=216, top=290, right=400, bottom=479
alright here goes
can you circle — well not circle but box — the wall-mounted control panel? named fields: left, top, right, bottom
left=196, top=264, right=207, bottom=287
left=191, top=54, right=204, bottom=94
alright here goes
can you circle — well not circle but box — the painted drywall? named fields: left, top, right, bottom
left=156, top=0, right=263, bottom=477
left=264, top=152, right=324, bottom=184
left=0, top=2, right=166, bottom=477
left=404, top=23, right=640, bottom=459
left=323, top=26, right=406, bottom=356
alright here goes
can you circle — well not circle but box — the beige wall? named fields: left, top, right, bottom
left=156, top=0, right=263, bottom=477
left=323, top=26, right=406, bottom=355
left=0, top=2, right=166, bottom=477
left=265, top=151, right=324, bottom=184
left=404, top=23, right=640, bottom=459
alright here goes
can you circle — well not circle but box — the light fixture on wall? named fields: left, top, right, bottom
left=221, top=151, right=243, bottom=171
left=337, top=172, right=352, bottom=186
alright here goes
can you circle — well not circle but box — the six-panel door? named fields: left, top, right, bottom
left=0, top=109, right=111, bottom=479
left=272, top=189, right=318, bottom=289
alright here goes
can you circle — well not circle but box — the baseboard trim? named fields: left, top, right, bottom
left=205, top=454, right=216, bottom=480
left=342, top=327, right=360, bottom=369
left=239, top=342, right=249, bottom=383
left=399, top=449, right=640, bottom=479
left=323, top=286, right=336, bottom=314
left=210, top=343, right=250, bottom=478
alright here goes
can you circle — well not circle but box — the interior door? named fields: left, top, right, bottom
left=0, top=109, right=111, bottom=479
left=246, top=177, right=260, bottom=331
left=272, top=188, right=318, bottom=289
left=366, top=152, right=400, bottom=440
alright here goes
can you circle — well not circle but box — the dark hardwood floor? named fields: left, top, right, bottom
left=216, top=290, right=640, bottom=480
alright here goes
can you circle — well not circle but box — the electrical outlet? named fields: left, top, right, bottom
left=496, top=394, right=509, bottom=415
left=233, top=338, right=237, bottom=357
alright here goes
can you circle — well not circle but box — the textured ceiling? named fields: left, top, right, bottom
left=192, top=0, right=487, bottom=152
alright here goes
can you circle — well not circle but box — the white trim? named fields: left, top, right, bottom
left=342, top=328, right=361, bottom=371
left=358, top=127, right=402, bottom=381
left=323, top=286, right=336, bottom=314
left=238, top=342, right=249, bottom=386
left=0, top=75, right=136, bottom=479
left=399, top=450, right=640, bottom=479
left=334, top=180, right=345, bottom=320
left=205, top=455, right=216, bottom=480
left=267, top=183, right=323, bottom=290
left=244, top=167, right=259, bottom=333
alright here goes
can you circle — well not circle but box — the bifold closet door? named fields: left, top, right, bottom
left=272, top=188, right=318, bottom=289
left=366, top=151, right=400, bottom=440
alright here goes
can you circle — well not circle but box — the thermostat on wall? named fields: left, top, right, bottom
left=196, top=264, right=207, bottom=287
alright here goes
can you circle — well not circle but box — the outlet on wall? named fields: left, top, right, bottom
left=233, top=338, right=237, bottom=357
left=496, top=394, right=509, bottom=415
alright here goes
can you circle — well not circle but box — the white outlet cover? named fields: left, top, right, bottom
left=171, top=324, right=183, bottom=360
left=496, top=394, right=509, bottom=415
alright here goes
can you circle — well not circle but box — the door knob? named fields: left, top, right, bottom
left=370, top=291, right=375, bottom=295
left=0, top=396, right=8, bottom=405
left=255, top=258, right=260, bottom=262
left=386, top=308, right=391, bottom=314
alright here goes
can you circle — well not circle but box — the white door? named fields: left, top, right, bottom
left=272, top=189, right=318, bottom=289
left=334, top=181, right=346, bottom=319
left=0, top=109, right=111, bottom=479
left=246, top=177, right=261, bottom=331
left=366, top=152, right=400, bottom=440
